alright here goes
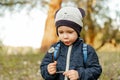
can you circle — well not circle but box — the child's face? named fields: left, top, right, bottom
left=58, top=26, right=78, bottom=46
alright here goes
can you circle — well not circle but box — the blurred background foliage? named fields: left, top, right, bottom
left=0, top=0, right=120, bottom=51
left=0, top=0, right=120, bottom=80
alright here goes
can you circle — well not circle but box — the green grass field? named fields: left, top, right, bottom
left=0, top=50, right=120, bottom=80
left=0, top=51, right=44, bottom=80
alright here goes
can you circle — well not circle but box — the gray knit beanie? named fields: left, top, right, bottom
left=55, top=6, right=85, bottom=36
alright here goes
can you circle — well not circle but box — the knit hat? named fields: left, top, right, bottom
left=55, top=6, right=85, bottom=36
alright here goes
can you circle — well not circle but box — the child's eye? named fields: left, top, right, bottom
left=68, top=31, right=73, bottom=34
left=58, top=31, right=63, bottom=34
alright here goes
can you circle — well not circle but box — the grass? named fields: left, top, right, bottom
left=0, top=49, right=120, bottom=80
left=0, top=51, right=45, bottom=80
left=98, top=51, right=120, bottom=80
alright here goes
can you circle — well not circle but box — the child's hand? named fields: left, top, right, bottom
left=63, top=70, right=79, bottom=80
left=47, top=61, right=57, bottom=75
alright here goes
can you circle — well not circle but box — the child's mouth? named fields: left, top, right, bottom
left=64, top=41, right=70, bottom=45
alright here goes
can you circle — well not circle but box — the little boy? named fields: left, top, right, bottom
left=40, top=6, right=102, bottom=80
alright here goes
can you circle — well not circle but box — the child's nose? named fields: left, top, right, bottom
left=63, top=33, right=68, bottom=39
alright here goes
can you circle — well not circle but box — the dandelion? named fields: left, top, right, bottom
left=48, top=47, right=55, bottom=53
left=23, top=61, right=27, bottom=65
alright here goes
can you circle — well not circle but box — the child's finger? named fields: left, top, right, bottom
left=53, top=61, right=57, bottom=65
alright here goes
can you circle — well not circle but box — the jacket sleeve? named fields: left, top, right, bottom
left=77, top=45, right=102, bottom=80
left=40, top=46, right=57, bottom=80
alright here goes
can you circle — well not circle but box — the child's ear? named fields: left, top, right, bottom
left=78, top=8, right=85, bottom=18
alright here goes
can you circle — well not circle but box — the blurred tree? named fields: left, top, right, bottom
left=40, top=0, right=120, bottom=51
left=93, top=0, right=120, bottom=49
left=40, top=0, right=62, bottom=52
left=84, top=0, right=96, bottom=46
left=1, top=0, right=120, bottom=51
left=0, top=0, right=48, bottom=16
left=70, top=0, right=120, bottom=49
